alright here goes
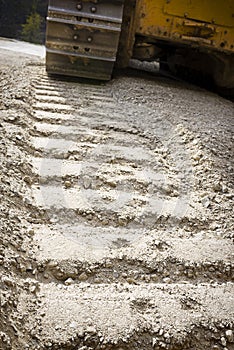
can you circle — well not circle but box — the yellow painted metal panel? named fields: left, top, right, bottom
left=164, top=0, right=234, bottom=27
left=136, top=0, right=234, bottom=53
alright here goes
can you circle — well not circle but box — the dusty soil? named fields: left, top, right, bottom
left=0, top=39, right=234, bottom=350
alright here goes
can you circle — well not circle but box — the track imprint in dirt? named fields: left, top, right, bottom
left=30, top=73, right=203, bottom=256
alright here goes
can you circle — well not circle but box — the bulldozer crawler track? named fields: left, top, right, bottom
left=46, top=0, right=124, bottom=80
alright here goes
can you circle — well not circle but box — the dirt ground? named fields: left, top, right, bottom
left=0, top=39, right=234, bottom=350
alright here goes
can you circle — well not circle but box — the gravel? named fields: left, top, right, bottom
left=0, top=39, right=233, bottom=350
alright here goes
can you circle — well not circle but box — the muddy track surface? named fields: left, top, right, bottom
left=0, top=43, right=234, bottom=350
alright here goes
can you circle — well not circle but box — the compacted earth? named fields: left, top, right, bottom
left=0, top=39, right=234, bottom=350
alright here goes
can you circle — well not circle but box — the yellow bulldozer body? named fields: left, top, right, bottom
left=136, top=0, right=234, bottom=54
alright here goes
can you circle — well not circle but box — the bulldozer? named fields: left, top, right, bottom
left=45, top=0, right=234, bottom=90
